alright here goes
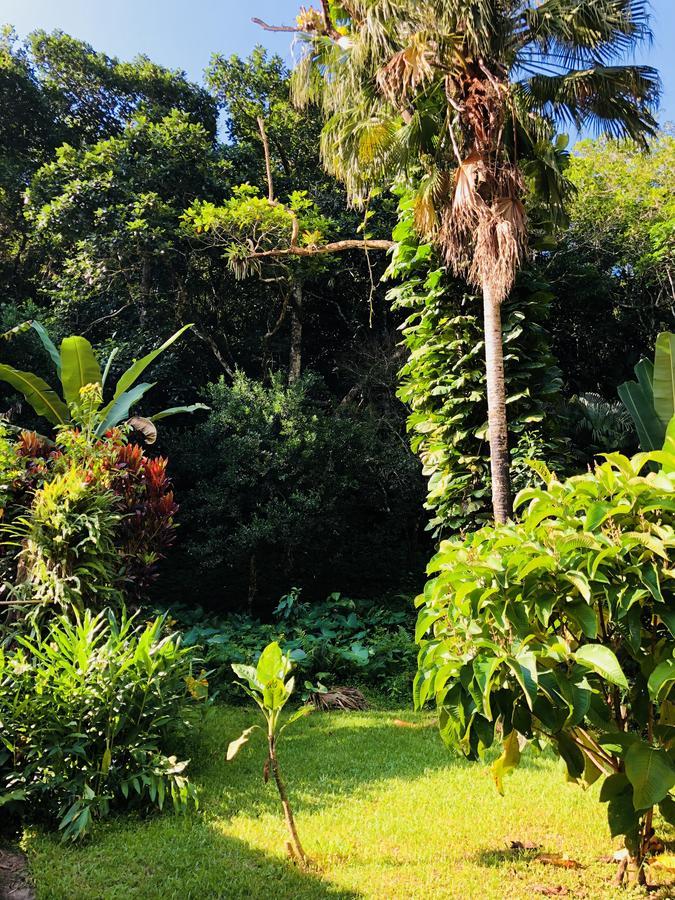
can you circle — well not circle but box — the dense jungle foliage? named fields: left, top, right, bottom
left=1, top=26, right=672, bottom=613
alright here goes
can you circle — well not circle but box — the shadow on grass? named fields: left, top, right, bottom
left=189, top=706, right=564, bottom=821
left=192, top=710, right=458, bottom=816
left=27, top=820, right=361, bottom=900
left=473, top=847, right=541, bottom=869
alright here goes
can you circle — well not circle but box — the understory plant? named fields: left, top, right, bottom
left=0, top=608, right=200, bottom=839
left=227, top=641, right=311, bottom=865
left=172, top=592, right=416, bottom=702
left=3, top=420, right=179, bottom=618
left=415, top=449, right=675, bottom=883
left=619, top=331, right=675, bottom=451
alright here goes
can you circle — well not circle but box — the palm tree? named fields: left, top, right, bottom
left=277, top=0, right=659, bottom=522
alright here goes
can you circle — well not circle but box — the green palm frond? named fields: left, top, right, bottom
left=521, top=65, right=659, bottom=142
left=522, top=0, right=652, bottom=67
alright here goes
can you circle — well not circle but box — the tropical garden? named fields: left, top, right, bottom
left=1, top=1, right=675, bottom=897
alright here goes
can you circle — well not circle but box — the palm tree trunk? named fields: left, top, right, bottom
left=483, top=286, right=512, bottom=523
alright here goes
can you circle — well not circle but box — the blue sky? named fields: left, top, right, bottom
left=2, top=0, right=674, bottom=126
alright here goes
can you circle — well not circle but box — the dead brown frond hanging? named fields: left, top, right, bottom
left=438, top=151, right=488, bottom=271
left=376, top=33, right=435, bottom=103
left=468, top=195, right=527, bottom=304
left=311, top=686, right=368, bottom=711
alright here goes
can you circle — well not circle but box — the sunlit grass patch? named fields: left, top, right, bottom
left=24, top=706, right=668, bottom=899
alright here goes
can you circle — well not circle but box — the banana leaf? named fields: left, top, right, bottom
left=95, top=382, right=155, bottom=436
left=653, top=332, right=675, bottom=427
left=0, top=365, right=69, bottom=425
left=150, top=403, right=209, bottom=421
left=114, top=324, right=193, bottom=399
left=60, top=336, right=102, bottom=404
left=617, top=378, right=664, bottom=452
left=31, top=321, right=61, bottom=375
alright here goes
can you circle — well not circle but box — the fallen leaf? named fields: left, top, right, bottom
left=536, top=854, right=584, bottom=870
left=648, top=853, right=675, bottom=873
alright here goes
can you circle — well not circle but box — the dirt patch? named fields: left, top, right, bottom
left=0, top=847, right=34, bottom=900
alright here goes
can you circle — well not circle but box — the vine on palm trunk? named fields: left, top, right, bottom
left=386, top=197, right=567, bottom=536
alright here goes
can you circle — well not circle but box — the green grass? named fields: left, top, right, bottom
left=23, top=706, right=670, bottom=899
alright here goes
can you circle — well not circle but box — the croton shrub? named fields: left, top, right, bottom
left=415, top=450, right=675, bottom=879
left=0, top=424, right=177, bottom=614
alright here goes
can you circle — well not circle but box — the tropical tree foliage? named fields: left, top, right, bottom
left=415, top=448, right=675, bottom=882
left=545, top=133, right=675, bottom=396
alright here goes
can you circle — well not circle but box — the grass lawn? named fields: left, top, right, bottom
left=23, top=705, right=673, bottom=899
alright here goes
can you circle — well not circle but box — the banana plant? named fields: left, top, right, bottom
left=618, top=332, right=675, bottom=451
left=0, top=322, right=207, bottom=439
left=227, top=642, right=312, bottom=866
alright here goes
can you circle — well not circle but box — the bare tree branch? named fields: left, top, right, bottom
left=251, top=18, right=301, bottom=34
left=249, top=239, right=394, bottom=260
left=193, top=328, right=235, bottom=378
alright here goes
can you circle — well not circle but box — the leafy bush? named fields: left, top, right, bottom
left=172, top=591, right=417, bottom=703
left=0, top=608, right=199, bottom=840
left=415, top=451, right=675, bottom=880
left=12, top=466, right=122, bottom=613
left=166, top=372, right=425, bottom=612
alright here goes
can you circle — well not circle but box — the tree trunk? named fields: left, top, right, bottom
left=247, top=554, right=257, bottom=617
left=289, top=282, right=303, bottom=385
left=482, top=287, right=512, bottom=523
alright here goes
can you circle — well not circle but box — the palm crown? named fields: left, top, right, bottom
left=292, top=0, right=659, bottom=301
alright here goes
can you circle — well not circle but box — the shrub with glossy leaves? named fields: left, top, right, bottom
left=415, top=450, right=675, bottom=876
left=0, top=608, right=199, bottom=840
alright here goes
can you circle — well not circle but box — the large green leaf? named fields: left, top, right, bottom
left=101, top=347, right=119, bottom=388
left=114, top=324, right=193, bottom=399
left=648, top=658, right=675, bottom=701
left=661, top=415, right=675, bottom=474
left=625, top=741, right=675, bottom=810
left=574, top=644, right=628, bottom=689
left=492, top=729, right=520, bottom=795
left=263, top=676, right=290, bottom=711
left=0, top=364, right=69, bottom=425
left=94, top=382, right=155, bottom=436
left=60, top=336, right=102, bottom=405
left=31, top=321, right=61, bottom=375
left=617, top=378, right=664, bottom=451
left=653, top=332, right=675, bottom=427
left=150, top=403, right=209, bottom=422
left=256, top=642, right=289, bottom=684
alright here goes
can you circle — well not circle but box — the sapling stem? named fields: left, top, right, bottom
left=268, top=725, right=308, bottom=865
